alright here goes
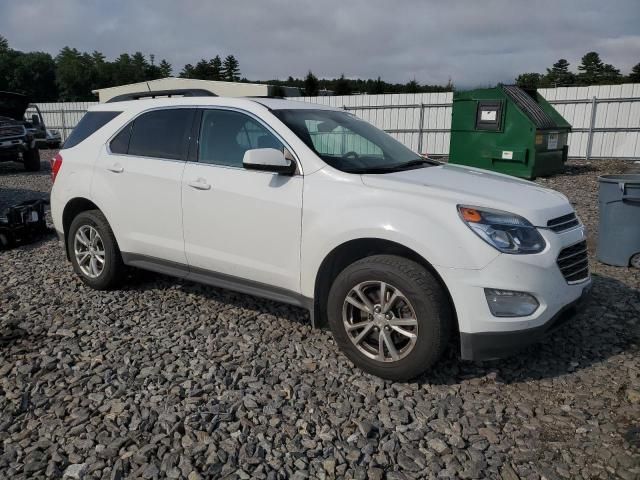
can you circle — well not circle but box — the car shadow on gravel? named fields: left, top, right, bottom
left=121, top=268, right=312, bottom=327
left=416, top=272, right=639, bottom=385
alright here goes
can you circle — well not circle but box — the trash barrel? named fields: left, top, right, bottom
left=449, top=85, right=571, bottom=179
left=596, top=174, right=640, bottom=268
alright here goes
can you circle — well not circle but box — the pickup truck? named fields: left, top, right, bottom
left=0, top=91, right=42, bottom=171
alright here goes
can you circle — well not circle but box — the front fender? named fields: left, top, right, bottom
left=300, top=169, right=499, bottom=297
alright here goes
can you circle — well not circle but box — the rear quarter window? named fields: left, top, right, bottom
left=126, top=109, right=194, bottom=160
left=62, top=111, right=121, bottom=149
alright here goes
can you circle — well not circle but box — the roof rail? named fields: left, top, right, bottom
left=105, top=89, right=216, bottom=103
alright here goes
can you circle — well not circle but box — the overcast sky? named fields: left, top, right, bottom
left=1, top=0, right=638, bottom=88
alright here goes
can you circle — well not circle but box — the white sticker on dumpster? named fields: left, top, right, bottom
left=481, top=110, right=497, bottom=121
left=502, top=151, right=513, bottom=160
left=548, top=133, right=558, bottom=149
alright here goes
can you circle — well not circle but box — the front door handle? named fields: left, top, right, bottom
left=188, top=178, right=211, bottom=190
left=107, top=164, right=124, bottom=173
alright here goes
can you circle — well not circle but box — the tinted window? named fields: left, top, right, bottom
left=109, top=124, right=131, bottom=154
left=199, top=110, right=283, bottom=167
left=62, top=111, right=121, bottom=149
left=127, top=109, right=194, bottom=160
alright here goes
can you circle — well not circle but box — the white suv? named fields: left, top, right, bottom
left=50, top=94, right=591, bottom=380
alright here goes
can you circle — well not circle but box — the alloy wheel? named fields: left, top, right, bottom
left=74, top=225, right=106, bottom=278
left=342, top=281, right=419, bottom=362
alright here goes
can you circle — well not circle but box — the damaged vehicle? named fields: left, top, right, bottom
left=50, top=93, right=592, bottom=381
left=0, top=91, right=42, bottom=171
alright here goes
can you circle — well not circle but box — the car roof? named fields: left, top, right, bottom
left=89, top=96, right=340, bottom=114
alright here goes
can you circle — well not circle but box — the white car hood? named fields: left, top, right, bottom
left=361, top=163, right=573, bottom=226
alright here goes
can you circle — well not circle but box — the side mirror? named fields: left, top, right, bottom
left=31, top=114, right=40, bottom=126
left=243, top=148, right=296, bottom=175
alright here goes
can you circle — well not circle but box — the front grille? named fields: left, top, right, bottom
left=547, top=212, right=580, bottom=232
left=557, top=240, right=589, bottom=283
left=0, top=123, right=25, bottom=139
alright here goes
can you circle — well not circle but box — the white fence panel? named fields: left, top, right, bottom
left=27, top=101, right=98, bottom=140
left=538, top=83, right=640, bottom=159
left=30, top=84, right=640, bottom=159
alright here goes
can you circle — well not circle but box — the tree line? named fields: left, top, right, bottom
left=2, top=34, right=637, bottom=102
left=516, top=52, right=640, bottom=89
left=264, top=73, right=452, bottom=96
left=0, top=35, right=450, bottom=101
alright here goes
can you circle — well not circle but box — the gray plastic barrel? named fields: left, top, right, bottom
left=596, top=174, right=640, bottom=267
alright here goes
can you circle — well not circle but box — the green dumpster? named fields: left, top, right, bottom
left=448, top=85, right=571, bottom=179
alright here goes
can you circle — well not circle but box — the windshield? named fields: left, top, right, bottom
left=273, top=109, right=437, bottom=173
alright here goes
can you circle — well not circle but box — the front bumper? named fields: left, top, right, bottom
left=0, top=139, right=27, bottom=158
left=459, top=282, right=591, bottom=360
left=434, top=225, right=592, bottom=360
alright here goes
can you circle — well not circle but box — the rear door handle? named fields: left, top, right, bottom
left=188, top=178, right=211, bottom=190
left=107, top=164, right=124, bottom=173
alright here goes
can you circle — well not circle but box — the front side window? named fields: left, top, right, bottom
left=273, top=109, right=435, bottom=174
left=118, top=109, right=194, bottom=160
left=198, top=109, right=283, bottom=167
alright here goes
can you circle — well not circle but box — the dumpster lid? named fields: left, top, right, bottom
left=502, top=85, right=558, bottom=129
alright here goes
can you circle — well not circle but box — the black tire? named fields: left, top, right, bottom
left=67, top=210, right=125, bottom=290
left=23, top=148, right=41, bottom=172
left=327, top=255, right=452, bottom=381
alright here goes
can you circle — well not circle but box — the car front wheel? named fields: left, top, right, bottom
left=327, top=255, right=452, bottom=381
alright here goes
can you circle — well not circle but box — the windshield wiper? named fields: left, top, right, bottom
left=341, top=158, right=440, bottom=174
left=392, top=158, right=439, bottom=170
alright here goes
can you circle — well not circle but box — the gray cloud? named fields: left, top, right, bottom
left=1, top=0, right=638, bottom=88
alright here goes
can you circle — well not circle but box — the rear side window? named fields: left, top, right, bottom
left=62, top=111, right=121, bottom=149
left=126, top=109, right=194, bottom=160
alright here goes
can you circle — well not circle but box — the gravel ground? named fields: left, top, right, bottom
left=1, top=152, right=639, bottom=480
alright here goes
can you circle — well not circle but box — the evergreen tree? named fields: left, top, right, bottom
left=303, top=71, right=319, bottom=96
left=131, top=52, right=149, bottom=82
left=179, top=64, right=196, bottom=78
left=600, top=63, right=622, bottom=84
left=55, top=47, right=96, bottom=100
left=545, top=59, right=575, bottom=86
left=221, top=55, right=240, bottom=81
left=0, top=35, right=8, bottom=53
left=629, top=63, right=640, bottom=83
left=334, top=74, right=352, bottom=95
left=366, top=77, right=384, bottom=94
left=577, top=52, right=604, bottom=85
left=406, top=79, right=420, bottom=93
left=193, top=58, right=215, bottom=79
left=515, top=72, right=542, bottom=89
left=210, top=55, right=222, bottom=80
left=158, top=59, right=172, bottom=77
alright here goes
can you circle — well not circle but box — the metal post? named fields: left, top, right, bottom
left=417, top=103, right=425, bottom=154
left=60, top=108, right=67, bottom=141
left=585, top=96, right=597, bottom=161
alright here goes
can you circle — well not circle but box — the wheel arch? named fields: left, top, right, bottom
left=311, top=237, right=458, bottom=333
left=61, top=197, right=106, bottom=259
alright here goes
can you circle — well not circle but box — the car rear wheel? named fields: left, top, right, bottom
left=327, top=255, right=452, bottom=381
left=68, top=210, right=125, bottom=290
left=23, top=149, right=41, bottom=172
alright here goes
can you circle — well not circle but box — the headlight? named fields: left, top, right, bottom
left=458, top=205, right=546, bottom=254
